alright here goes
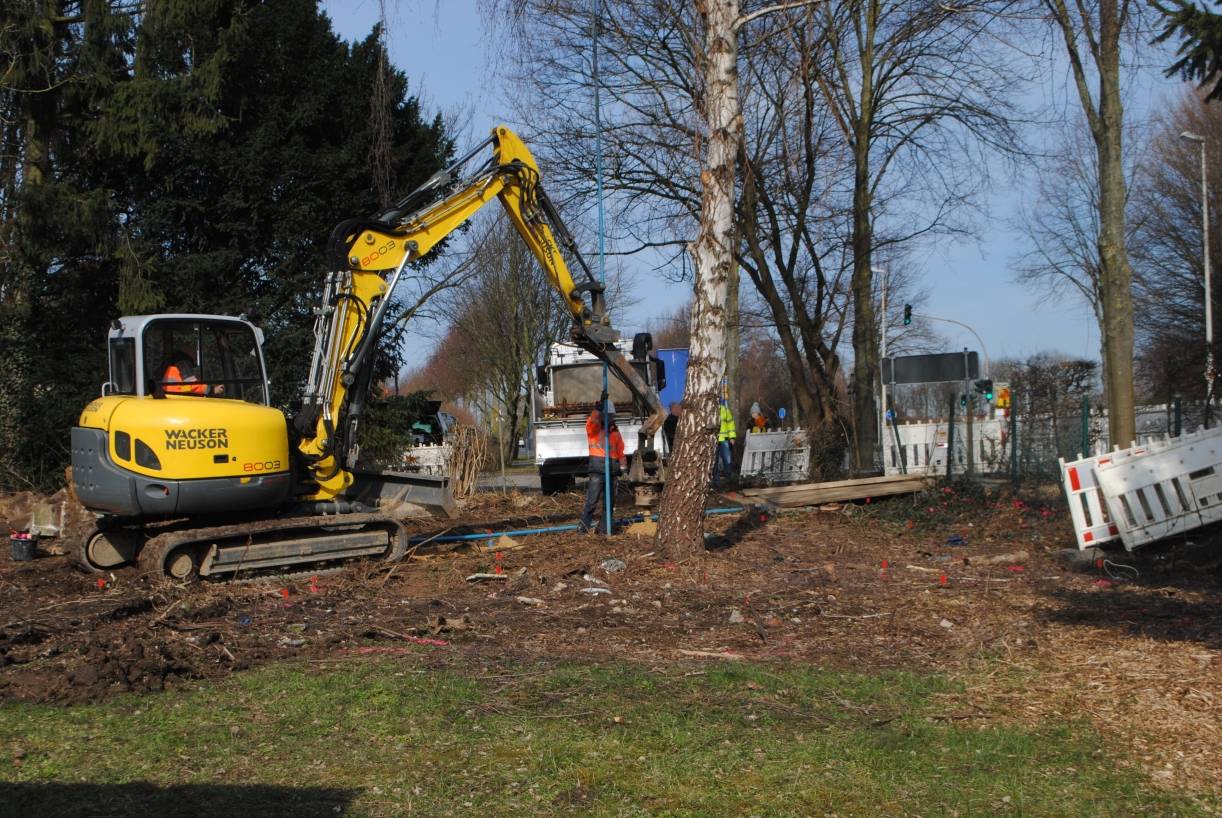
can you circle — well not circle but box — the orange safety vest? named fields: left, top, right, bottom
left=586, top=411, right=625, bottom=461
left=164, top=364, right=206, bottom=396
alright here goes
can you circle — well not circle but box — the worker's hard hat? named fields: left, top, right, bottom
left=606, top=400, right=616, bottom=416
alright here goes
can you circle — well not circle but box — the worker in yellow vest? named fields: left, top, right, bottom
left=713, top=398, right=736, bottom=485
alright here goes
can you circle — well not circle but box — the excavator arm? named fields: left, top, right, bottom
left=295, top=126, right=666, bottom=502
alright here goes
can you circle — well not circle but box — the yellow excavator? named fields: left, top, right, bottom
left=69, top=126, right=666, bottom=580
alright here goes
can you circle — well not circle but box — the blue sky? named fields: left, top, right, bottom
left=321, top=0, right=1184, bottom=369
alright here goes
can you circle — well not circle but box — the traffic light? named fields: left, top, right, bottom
left=903, top=304, right=912, bottom=326
left=960, top=393, right=968, bottom=408
left=973, top=378, right=994, bottom=401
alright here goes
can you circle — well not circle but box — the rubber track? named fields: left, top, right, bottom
left=137, top=513, right=408, bottom=582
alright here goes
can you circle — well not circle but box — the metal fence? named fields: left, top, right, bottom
left=883, top=398, right=1213, bottom=484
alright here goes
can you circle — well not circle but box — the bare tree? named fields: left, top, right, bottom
left=442, top=214, right=573, bottom=460
left=1013, top=116, right=1146, bottom=377
left=486, top=0, right=1018, bottom=482
left=736, top=325, right=796, bottom=423
left=808, top=0, right=1023, bottom=472
left=1033, top=0, right=1153, bottom=449
left=656, top=0, right=745, bottom=556
left=648, top=301, right=693, bottom=348
left=736, top=12, right=854, bottom=443
left=1130, top=87, right=1222, bottom=404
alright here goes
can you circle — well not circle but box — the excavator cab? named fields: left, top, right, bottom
left=74, top=314, right=291, bottom=523
left=103, top=315, right=270, bottom=403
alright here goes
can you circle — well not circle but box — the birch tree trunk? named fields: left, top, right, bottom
left=658, top=0, right=742, bottom=559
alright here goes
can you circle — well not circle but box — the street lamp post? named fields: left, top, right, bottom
left=1181, top=130, right=1214, bottom=427
left=910, top=312, right=991, bottom=377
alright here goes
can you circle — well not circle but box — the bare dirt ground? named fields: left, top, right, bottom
left=2, top=485, right=1220, bottom=800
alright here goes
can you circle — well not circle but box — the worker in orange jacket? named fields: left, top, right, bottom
left=162, top=353, right=223, bottom=396
left=580, top=392, right=626, bottom=534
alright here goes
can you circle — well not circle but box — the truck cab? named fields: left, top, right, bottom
left=531, top=335, right=666, bottom=494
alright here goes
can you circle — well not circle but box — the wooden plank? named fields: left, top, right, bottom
left=779, top=485, right=923, bottom=503
left=739, top=473, right=929, bottom=497
left=745, top=478, right=932, bottom=507
left=741, top=475, right=931, bottom=500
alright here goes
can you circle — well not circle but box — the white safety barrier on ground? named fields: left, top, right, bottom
left=740, top=430, right=809, bottom=483
left=1094, top=426, right=1222, bottom=551
left=1059, top=448, right=1141, bottom=550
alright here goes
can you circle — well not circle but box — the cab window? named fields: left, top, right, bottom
left=143, top=320, right=267, bottom=404
left=108, top=338, right=136, bottom=395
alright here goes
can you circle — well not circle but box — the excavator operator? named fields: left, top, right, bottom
left=162, top=353, right=223, bottom=396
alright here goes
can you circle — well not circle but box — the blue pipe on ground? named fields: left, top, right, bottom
left=410, top=505, right=746, bottom=546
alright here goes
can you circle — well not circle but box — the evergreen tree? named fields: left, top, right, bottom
left=1156, top=1, right=1222, bottom=101
left=0, top=0, right=452, bottom=488
left=112, top=1, right=451, bottom=406
left=1, top=1, right=138, bottom=487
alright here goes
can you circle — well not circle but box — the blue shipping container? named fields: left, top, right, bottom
left=656, top=347, right=688, bottom=408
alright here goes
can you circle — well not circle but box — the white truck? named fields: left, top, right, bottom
left=531, top=335, right=667, bottom=495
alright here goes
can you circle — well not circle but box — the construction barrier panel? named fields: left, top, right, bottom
left=885, top=418, right=1006, bottom=476
left=1095, top=426, right=1222, bottom=551
left=740, top=430, right=809, bottom=483
left=1058, top=450, right=1133, bottom=550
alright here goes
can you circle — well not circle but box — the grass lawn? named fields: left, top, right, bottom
left=0, top=658, right=1210, bottom=817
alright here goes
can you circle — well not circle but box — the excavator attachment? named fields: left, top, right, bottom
left=348, top=469, right=458, bottom=519
left=572, top=333, right=667, bottom=507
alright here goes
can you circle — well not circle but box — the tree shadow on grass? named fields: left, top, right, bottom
left=0, top=782, right=363, bottom=818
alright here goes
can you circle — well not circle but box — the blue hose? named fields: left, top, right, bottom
left=411, top=505, right=745, bottom=546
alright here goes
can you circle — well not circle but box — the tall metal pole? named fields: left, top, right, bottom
left=1080, top=396, right=1090, bottom=459
left=1204, top=139, right=1212, bottom=382
left=1009, top=393, right=1019, bottom=487
left=593, top=2, right=612, bottom=534
left=1203, top=138, right=1214, bottom=427
left=946, top=392, right=956, bottom=482
left=1182, top=131, right=1213, bottom=427
left=965, top=384, right=974, bottom=476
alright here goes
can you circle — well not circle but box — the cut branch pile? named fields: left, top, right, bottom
left=446, top=426, right=489, bottom=498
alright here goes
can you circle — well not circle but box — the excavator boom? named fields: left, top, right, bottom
left=296, top=126, right=666, bottom=502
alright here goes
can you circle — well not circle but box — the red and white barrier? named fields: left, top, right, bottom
left=1059, top=442, right=1148, bottom=550
left=1095, top=426, right=1222, bottom=550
